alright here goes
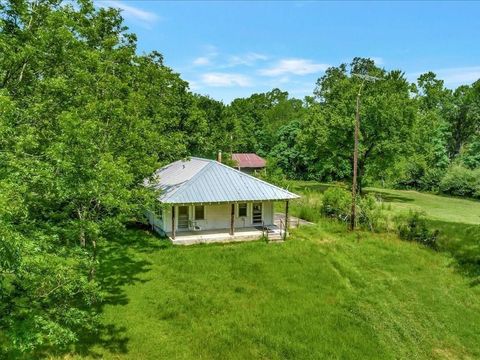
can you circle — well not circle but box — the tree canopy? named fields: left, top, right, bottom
left=1, top=0, right=479, bottom=356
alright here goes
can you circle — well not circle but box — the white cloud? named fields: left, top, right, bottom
left=98, top=1, right=159, bottom=25
left=410, top=66, right=480, bottom=88
left=191, top=45, right=218, bottom=66
left=226, top=52, right=268, bottom=67
left=193, top=57, right=211, bottom=66
left=201, top=73, right=252, bottom=87
left=259, top=58, right=329, bottom=76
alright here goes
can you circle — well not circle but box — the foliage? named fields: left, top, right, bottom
left=320, top=187, right=351, bottom=221
left=257, top=157, right=288, bottom=188
left=398, top=211, right=439, bottom=249
left=357, top=193, right=387, bottom=231
left=226, top=89, right=306, bottom=156
left=1, top=0, right=479, bottom=355
left=439, top=164, right=480, bottom=198
left=0, top=0, right=210, bottom=354
left=304, top=58, right=417, bottom=188
left=269, top=120, right=309, bottom=179
left=320, top=187, right=385, bottom=230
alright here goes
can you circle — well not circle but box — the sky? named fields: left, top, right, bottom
left=96, top=1, right=480, bottom=103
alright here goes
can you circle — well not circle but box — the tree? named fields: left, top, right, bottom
left=225, top=89, right=306, bottom=156
left=307, top=58, right=417, bottom=190
left=0, top=0, right=198, bottom=354
left=446, top=81, right=480, bottom=158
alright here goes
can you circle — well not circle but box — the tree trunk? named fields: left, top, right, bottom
left=77, top=208, right=86, bottom=247
left=89, top=238, right=97, bottom=281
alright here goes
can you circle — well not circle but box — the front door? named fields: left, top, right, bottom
left=178, top=206, right=189, bottom=230
left=252, top=203, right=262, bottom=225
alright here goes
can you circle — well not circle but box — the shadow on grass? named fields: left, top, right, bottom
left=73, top=228, right=170, bottom=358
left=365, top=189, right=415, bottom=204
left=428, top=220, right=480, bottom=287
left=289, top=182, right=334, bottom=194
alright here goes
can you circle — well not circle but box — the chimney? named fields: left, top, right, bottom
left=217, top=150, right=222, bottom=163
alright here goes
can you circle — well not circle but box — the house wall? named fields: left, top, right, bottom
left=151, top=201, right=275, bottom=234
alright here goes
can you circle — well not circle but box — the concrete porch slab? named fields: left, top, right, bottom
left=168, top=226, right=282, bottom=245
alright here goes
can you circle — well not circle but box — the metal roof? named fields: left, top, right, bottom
left=232, top=153, right=266, bottom=168
left=149, top=157, right=299, bottom=204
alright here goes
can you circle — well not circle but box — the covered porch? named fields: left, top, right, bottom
left=166, top=200, right=289, bottom=245
left=167, top=225, right=282, bottom=245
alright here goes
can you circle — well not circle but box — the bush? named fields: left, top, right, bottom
left=321, top=187, right=387, bottom=231
left=321, top=187, right=351, bottom=221
left=439, top=165, right=480, bottom=199
left=358, top=193, right=386, bottom=231
left=394, top=158, right=444, bottom=192
left=398, top=211, right=439, bottom=249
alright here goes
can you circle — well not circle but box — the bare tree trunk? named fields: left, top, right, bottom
left=17, top=1, right=37, bottom=83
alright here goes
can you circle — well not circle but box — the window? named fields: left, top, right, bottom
left=238, top=203, right=247, bottom=217
left=195, top=205, right=205, bottom=220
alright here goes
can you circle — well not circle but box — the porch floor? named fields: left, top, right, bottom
left=168, top=226, right=282, bottom=245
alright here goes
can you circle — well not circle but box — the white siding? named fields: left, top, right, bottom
left=153, top=201, right=276, bottom=235
left=262, top=201, right=274, bottom=225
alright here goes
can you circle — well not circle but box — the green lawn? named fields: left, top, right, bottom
left=367, top=187, right=480, bottom=225
left=287, top=181, right=480, bottom=282
left=62, top=182, right=480, bottom=359
left=286, top=181, right=480, bottom=225
left=67, top=186, right=480, bottom=359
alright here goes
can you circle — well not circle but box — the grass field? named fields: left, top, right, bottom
left=67, top=183, right=480, bottom=359
left=286, top=181, right=480, bottom=225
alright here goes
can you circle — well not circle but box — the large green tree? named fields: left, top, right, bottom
left=303, top=58, right=417, bottom=189
left=0, top=0, right=203, bottom=355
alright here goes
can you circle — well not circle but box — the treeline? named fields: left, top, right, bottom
left=199, top=60, right=480, bottom=198
left=0, top=0, right=479, bottom=356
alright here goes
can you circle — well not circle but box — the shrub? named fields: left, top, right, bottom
left=358, top=193, right=386, bottom=231
left=394, top=158, right=445, bottom=192
left=420, top=168, right=444, bottom=191
left=321, top=187, right=351, bottom=221
left=439, top=165, right=480, bottom=199
left=321, top=187, right=387, bottom=231
left=397, top=211, right=439, bottom=249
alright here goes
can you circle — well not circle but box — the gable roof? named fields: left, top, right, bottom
left=232, top=153, right=266, bottom=168
left=149, top=157, right=299, bottom=204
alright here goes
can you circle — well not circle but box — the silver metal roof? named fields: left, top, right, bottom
left=149, top=157, right=299, bottom=204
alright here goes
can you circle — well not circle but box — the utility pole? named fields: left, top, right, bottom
left=350, top=73, right=380, bottom=231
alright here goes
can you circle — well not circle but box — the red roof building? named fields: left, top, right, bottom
left=232, top=153, right=266, bottom=173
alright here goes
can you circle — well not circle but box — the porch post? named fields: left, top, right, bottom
left=230, top=203, right=235, bottom=235
left=284, top=200, right=289, bottom=240
left=171, top=206, right=176, bottom=240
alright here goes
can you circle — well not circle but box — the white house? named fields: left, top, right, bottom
left=146, top=157, right=299, bottom=245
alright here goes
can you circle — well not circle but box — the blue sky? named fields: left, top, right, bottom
left=97, top=1, right=480, bottom=103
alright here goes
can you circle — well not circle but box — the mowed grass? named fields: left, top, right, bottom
left=285, top=180, right=480, bottom=225
left=70, top=221, right=480, bottom=359
left=366, top=187, right=480, bottom=225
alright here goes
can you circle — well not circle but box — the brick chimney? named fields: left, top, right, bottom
left=217, top=150, right=222, bottom=163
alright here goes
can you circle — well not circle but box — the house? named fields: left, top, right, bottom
left=232, top=153, right=266, bottom=174
left=146, top=157, right=299, bottom=245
